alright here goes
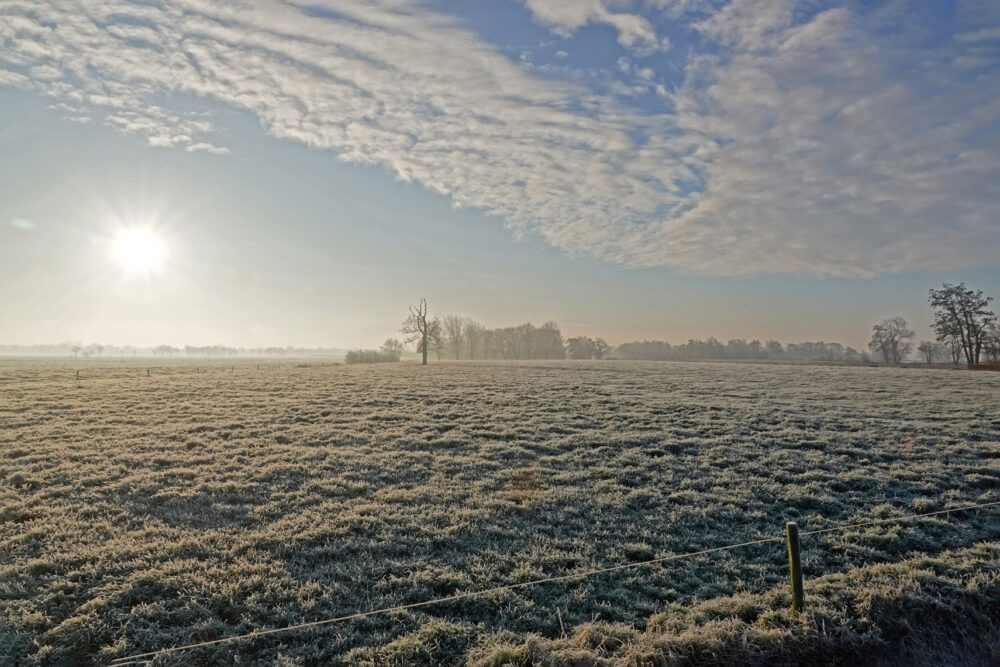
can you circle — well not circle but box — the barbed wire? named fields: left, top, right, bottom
left=108, top=499, right=1000, bottom=666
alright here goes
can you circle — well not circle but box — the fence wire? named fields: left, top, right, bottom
left=109, top=499, right=1000, bottom=666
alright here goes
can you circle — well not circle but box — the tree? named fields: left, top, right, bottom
left=441, top=315, right=466, bottom=360
left=916, top=341, right=939, bottom=365
left=400, top=298, right=441, bottom=365
left=534, top=322, right=566, bottom=359
left=868, top=316, right=914, bottom=364
left=380, top=338, right=404, bottom=360
left=593, top=338, right=611, bottom=360
left=983, top=322, right=1000, bottom=364
left=566, top=336, right=595, bottom=360
left=947, top=338, right=963, bottom=365
left=929, top=283, right=996, bottom=366
left=464, top=321, right=485, bottom=360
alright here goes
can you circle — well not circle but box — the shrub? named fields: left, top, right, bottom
left=345, top=349, right=400, bottom=364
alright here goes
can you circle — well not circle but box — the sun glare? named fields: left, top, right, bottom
left=110, top=228, right=168, bottom=274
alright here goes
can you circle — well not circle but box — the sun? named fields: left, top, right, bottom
left=110, top=227, right=168, bottom=274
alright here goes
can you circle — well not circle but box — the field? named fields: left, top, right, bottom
left=1, top=360, right=999, bottom=665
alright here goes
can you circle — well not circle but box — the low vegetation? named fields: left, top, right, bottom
left=344, top=350, right=400, bottom=365
left=1, top=361, right=997, bottom=664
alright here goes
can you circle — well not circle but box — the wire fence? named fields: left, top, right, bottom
left=108, top=499, right=1000, bottom=666
left=0, top=361, right=338, bottom=385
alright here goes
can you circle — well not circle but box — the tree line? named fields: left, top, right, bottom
left=0, top=343, right=347, bottom=358
left=401, top=299, right=568, bottom=364
left=400, top=299, right=869, bottom=364
left=868, top=283, right=997, bottom=366
left=614, top=338, right=867, bottom=362
left=401, top=283, right=998, bottom=367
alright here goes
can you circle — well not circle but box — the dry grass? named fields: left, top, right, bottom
left=0, top=359, right=998, bottom=665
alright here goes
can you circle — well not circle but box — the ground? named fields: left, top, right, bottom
left=1, top=359, right=998, bottom=665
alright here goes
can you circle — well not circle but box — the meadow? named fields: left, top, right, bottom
left=1, top=359, right=998, bottom=665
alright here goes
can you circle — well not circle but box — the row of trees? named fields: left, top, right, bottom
left=401, top=299, right=568, bottom=364
left=402, top=299, right=869, bottom=365
left=404, top=284, right=998, bottom=368
left=344, top=339, right=403, bottom=364
left=614, top=338, right=867, bottom=362
left=869, top=283, right=997, bottom=366
left=0, top=343, right=348, bottom=358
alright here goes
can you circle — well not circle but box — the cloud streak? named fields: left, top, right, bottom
left=1, top=0, right=998, bottom=276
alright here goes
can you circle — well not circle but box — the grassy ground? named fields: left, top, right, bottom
left=1, top=360, right=998, bottom=665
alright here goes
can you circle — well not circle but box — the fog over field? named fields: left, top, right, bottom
left=1, top=360, right=997, bottom=664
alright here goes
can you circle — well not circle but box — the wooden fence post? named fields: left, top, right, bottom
left=786, top=521, right=804, bottom=613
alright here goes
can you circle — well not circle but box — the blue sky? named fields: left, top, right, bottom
left=1, top=0, right=998, bottom=349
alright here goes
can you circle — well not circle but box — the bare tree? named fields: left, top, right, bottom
left=380, top=338, right=404, bottom=360
left=400, top=298, right=441, bottom=365
left=983, top=322, right=1000, bottom=364
left=947, top=338, right=962, bottom=365
left=464, top=320, right=485, bottom=360
left=916, top=341, right=938, bottom=365
left=868, top=316, right=914, bottom=364
left=494, top=327, right=518, bottom=360
left=929, top=283, right=996, bottom=366
left=441, top=315, right=466, bottom=360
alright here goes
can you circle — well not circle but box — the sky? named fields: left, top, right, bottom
left=1, top=0, right=998, bottom=350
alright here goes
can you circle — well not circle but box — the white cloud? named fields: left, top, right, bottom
left=522, top=0, right=667, bottom=55
left=186, top=142, right=231, bottom=155
left=0, top=0, right=998, bottom=276
left=0, top=68, right=30, bottom=88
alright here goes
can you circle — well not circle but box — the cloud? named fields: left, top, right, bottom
left=0, top=0, right=997, bottom=276
left=186, top=142, right=231, bottom=155
left=0, top=68, right=30, bottom=88
left=521, top=0, right=666, bottom=54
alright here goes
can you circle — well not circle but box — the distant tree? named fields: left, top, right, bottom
left=346, top=348, right=400, bottom=364
left=916, top=341, right=937, bottom=365
left=983, top=322, right=1000, bottom=363
left=566, top=336, right=594, bottom=360
left=464, top=321, right=485, bottom=360
left=71, top=345, right=81, bottom=358
left=441, top=315, right=467, bottom=360
left=380, top=338, right=404, bottom=360
left=532, top=322, right=566, bottom=359
left=494, top=326, right=518, bottom=360
left=593, top=338, right=611, bottom=360
left=94, top=344, right=104, bottom=357
left=947, top=338, right=962, bottom=365
left=929, top=283, right=996, bottom=366
left=401, top=298, right=441, bottom=365
left=869, top=316, right=914, bottom=364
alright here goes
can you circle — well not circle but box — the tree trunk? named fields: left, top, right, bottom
left=421, top=332, right=428, bottom=365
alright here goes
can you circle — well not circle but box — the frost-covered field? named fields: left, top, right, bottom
left=1, top=360, right=998, bottom=664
